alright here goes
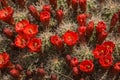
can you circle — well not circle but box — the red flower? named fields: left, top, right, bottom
left=27, top=38, right=42, bottom=52
left=79, top=60, right=94, bottom=73
left=49, top=0, right=57, bottom=9
left=96, top=21, right=106, bottom=34
left=102, top=41, right=115, bottom=54
left=72, top=0, right=79, bottom=10
left=43, top=5, right=51, bottom=12
left=23, top=24, right=38, bottom=38
left=0, top=7, right=14, bottom=25
left=3, top=27, right=13, bottom=39
left=97, top=31, right=108, bottom=44
left=79, top=0, right=87, bottom=12
left=72, top=67, right=79, bottom=75
left=92, top=45, right=110, bottom=59
left=86, top=21, right=94, bottom=38
left=14, top=35, right=28, bottom=48
left=15, top=19, right=29, bottom=34
left=77, top=14, right=87, bottom=26
left=113, top=62, right=120, bottom=73
left=99, top=55, right=113, bottom=69
left=9, top=68, right=20, bottom=78
left=50, top=35, right=63, bottom=49
left=40, top=11, right=50, bottom=26
left=109, top=12, right=119, bottom=32
left=70, top=57, right=79, bottom=67
left=63, top=30, right=79, bottom=46
left=0, top=52, right=10, bottom=69
left=28, top=5, right=40, bottom=20
left=56, top=9, right=64, bottom=24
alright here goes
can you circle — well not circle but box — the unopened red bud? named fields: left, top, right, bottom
left=70, top=57, right=79, bottom=67
left=15, top=64, right=23, bottom=71
left=9, top=68, right=20, bottom=78
left=43, top=5, right=51, bottom=12
left=26, top=70, right=32, bottom=77
left=37, top=68, right=46, bottom=77
left=3, top=28, right=13, bottom=39
left=51, top=74, right=57, bottom=80
left=72, top=67, right=79, bottom=75
left=28, top=5, right=40, bottom=21
left=66, top=54, right=72, bottom=64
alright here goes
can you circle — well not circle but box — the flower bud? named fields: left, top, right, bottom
left=3, top=28, right=13, bottom=39
left=37, top=68, right=46, bottom=77
left=50, top=74, right=58, bottom=80
left=9, top=68, right=20, bottom=78
left=28, top=5, right=40, bottom=20
left=15, top=64, right=23, bottom=71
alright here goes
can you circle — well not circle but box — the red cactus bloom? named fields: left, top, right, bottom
left=27, top=38, right=42, bottom=52
left=113, top=62, right=120, bottom=73
left=16, top=0, right=26, bottom=8
left=99, top=55, right=113, bottom=69
left=50, top=35, right=63, bottom=49
left=97, top=31, right=108, bottom=44
left=109, top=12, right=119, bottom=32
left=79, top=60, right=94, bottom=73
left=102, top=41, right=115, bottom=54
left=96, top=21, right=106, bottom=34
left=0, top=7, right=14, bottom=25
left=77, top=14, right=87, bottom=26
left=72, top=67, right=79, bottom=75
left=3, top=27, right=13, bottom=39
left=56, top=9, right=64, bottom=24
left=86, top=21, right=94, bottom=38
left=70, top=57, right=79, bottom=67
left=0, top=52, right=10, bottom=69
left=43, top=5, right=51, bottom=12
left=1, top=0, right=8, bottom=7
left=23, top=24, right=38, bottom=38
left=92, top=45, right=110, bottom=59
left=72, top=0, right=79, bottom=10
left=14, top=35, right=28, bottom=48
left=28, top=5, right=40, bottom=20
left=9, top=68, right=20, bottom=78
left=40, top=11, right=50, bottom=26
left=15, top=19, right=29, bottom=34
left=63, top=30, right=79, bottom=46
left=49, top=0, right=57, bottom=9
left=79, top=0, right=87, bottom=12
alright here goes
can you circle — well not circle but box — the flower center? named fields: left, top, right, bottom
left=21, top=39, right=26, bottom=45
left=87, top=65, right=91, bottom=69
left=28, top=29, right=33, bottom=33
left=34, top=42, right=38, bottom=48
